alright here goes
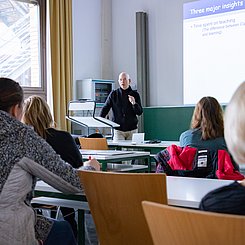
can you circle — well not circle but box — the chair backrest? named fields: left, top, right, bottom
left=78, top=171, right=167, bottom=245
left=142, top=201, right=245, bottom=245
left=78, top=137, right=108, bottom=150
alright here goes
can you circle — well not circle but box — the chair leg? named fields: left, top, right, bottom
left=55, top=206, right=61, bottom=219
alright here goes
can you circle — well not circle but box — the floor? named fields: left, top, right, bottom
left=40, top=207, right=98, bottom=244
left=84, top=211, right=98, bottom=245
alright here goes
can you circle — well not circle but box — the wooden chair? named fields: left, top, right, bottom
left=78, top=171, right=167, bottom=245
left=142, top=201, right=245, bottom=245
left=79, top=137, right=108, bottom=150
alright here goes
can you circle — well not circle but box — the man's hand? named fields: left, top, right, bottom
left=128, top=95, right=136, bottom=105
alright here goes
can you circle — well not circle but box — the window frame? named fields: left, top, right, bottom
left=19, top=0, right=47, bottom=99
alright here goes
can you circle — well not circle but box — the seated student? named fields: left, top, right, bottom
left=156, top=96, right=240, bottom=177
left=22, top=95, right=83, bottom=239
left=179, top=96, right=227, bottom=151
left=199, top=82, right=245, bottom=214
left=0, top=77, right=100, bottom=245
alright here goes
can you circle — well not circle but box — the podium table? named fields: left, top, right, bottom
left=66, top=100, right=119, bottom=138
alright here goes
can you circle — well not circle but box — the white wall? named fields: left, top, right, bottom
left=72, top=0, right=102, bottom=98
left=73, top=0, right=193, bottom=105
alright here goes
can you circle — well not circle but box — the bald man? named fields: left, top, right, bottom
left=100, top=72, right=143, bottom=140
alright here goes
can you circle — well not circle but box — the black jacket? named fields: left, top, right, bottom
left=46, top=128, right=83, bottom=168
left=100, top=86, right=143, bottom=131
left=199, top=181, right=245, bottom=215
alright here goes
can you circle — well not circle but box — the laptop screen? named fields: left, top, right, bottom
left=132, top=133, right=145, bottom=144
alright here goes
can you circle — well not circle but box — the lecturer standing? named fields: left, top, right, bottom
left=100, top=72, right=143, bottom=140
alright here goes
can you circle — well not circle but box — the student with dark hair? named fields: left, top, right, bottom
left=0, top=77, right=100, bottom=245
left=179, top=96, right=227, bottom=151
left=154, top=96, right=240, bottom=178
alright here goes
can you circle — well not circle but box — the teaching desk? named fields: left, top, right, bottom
left=108, top=140, right=180, bottom=151
left=80, top=149, right=151, bottom=172
left=107, top=140, right=180, bottom=171
left=34, top=176, right=233, bottom=245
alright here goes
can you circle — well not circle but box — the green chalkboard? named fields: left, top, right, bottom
left=143, top=106, right=195, bottom=141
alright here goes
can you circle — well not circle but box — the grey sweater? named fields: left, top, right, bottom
left=0, top=110, right=84, bottom=244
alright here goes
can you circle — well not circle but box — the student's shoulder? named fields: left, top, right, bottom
left=179, top=129, right=197, bottom=145
left=199, top=182, right=245, bottom=214
left=46, top=128, right=72, bottom=139
left=180, top=129, right=194, bottom=138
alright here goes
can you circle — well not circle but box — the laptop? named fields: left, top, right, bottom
left=132, top=133, right=145, bottom=144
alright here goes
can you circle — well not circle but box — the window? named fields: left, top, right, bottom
left=0, top=0, right=46, bottom=98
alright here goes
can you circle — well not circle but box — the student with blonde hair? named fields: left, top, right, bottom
left=23, top=95, right=54, bottom=138
left=22, top=95, right=99, bottom=239
left=22, top=95, right=84, bottom=169
left=200, top=82, right=245, bottom=214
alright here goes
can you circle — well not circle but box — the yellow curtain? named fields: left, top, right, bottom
left=49, top=0, right=72, bottom=131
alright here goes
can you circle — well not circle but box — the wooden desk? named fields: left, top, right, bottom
left=80, top=149, right=151, bottom=172
left=34, top=176, right=233, bottom=244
